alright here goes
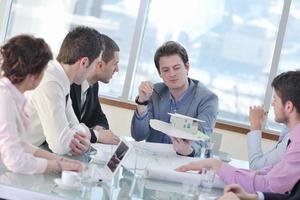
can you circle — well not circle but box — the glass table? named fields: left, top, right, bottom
left=0, top=143, right=248, bottom=200
left=0, top=164, right=225, bottom=200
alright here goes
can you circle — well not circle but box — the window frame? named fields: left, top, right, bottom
left=0, top=0, right=294, bottom=136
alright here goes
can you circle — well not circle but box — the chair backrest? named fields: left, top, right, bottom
left=212, top=132, right=223, bottom=151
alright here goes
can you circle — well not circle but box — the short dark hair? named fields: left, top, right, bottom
left=101, top=34, right=120, bottom=63
left=271, top=70, right=300, bottom=113
left=57, top=26, right=103, bottom=65
left=154, top=41, right=189, bottom=73
left=0, top=34, right=53, bottom=84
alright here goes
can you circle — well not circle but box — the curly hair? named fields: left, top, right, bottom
left=0, top=34, right=53, bottom=84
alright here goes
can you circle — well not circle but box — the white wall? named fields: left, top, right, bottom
left=101, top=103, right=277, bottom=161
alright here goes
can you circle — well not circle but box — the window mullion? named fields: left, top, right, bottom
left=0, top=0, right=13, bottom=42
left=120, top=0, right=151, bottom=101
left=262, top=0, right=291, bottom=130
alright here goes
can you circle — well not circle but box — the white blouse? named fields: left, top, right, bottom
left=0, top=77, right=47, bottom=174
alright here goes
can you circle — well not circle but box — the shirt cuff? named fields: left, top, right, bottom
left=22, top=142, right=38, bottom=154
left=247, top=130, right=262, bottom=139
left=90, top=128, right=98, bottom=143
left=134, top=110, right=148, bottom=120
left=36, top=157, right=48, bottom=174
left=79, top=123, right=91, bottom=135
left=257, top=192, right=265, bottom=200
left=176, top=148, right=195, bottom=157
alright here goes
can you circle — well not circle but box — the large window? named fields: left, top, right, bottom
left=133, top=0, right=283, bottom=128
left=267, top=0, right=300, bottom=131
left=5, top=0, right=140, bottom=98
left=1, top=0, right=296, bottom=133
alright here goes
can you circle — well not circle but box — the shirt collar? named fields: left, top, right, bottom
left=169, top=78, right=194, bottom=104
left=81, top=80, right=90, bottom=95
left=290, top=123, right=300, bottom=143
left=0, top=77, right=27, bottom=108
left=50, top=60, right=71, bottom=95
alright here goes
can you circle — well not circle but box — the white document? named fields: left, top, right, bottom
left=144, top=168, right=225, bottom=189
left=130, top=141, right=176, bottom=155
left=150, top=119, right=209, bottom=141
left=122, top=143, right=197, bottom=170
left=145, top=168, right=202, bottom=185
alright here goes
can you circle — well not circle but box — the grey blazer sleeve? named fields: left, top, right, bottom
left=193, top=92, right=218, bottom=157
left=131, top=98, right=154, bottom=141
left=196, top=93, right=218, bottom=135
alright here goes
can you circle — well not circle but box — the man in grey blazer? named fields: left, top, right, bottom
left=131, top=41, right=219, bottom=157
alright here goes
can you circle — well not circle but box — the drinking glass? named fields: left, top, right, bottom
left=201, top=168, right=215, bottom=192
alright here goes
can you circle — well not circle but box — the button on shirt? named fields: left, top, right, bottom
left=0, top=77, right=47, bottom=174
left=218, top=123, right=300, bottom=193
left=23, top=60, right=90, bottom=155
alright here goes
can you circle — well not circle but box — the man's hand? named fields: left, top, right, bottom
left=170, top=137, right=193, bottom=156
left=69, top=132, right=91, bottom=155
left=175, top=158, right=222, bottom=173
left=138, top=81, right=154, bottom=103
left=218, top=192, right=240, bottom=200
left=249, top=105, right=268, bottom=131
left=94, top=126, right=120, bottom=145
left=222, top=184, right=258, bottom=200
left=47, top=159, right=85, bottom=173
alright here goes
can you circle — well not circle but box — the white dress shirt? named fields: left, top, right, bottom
left=247, top=128, right=289, bottom=170
left=0, top=77, right=47, bottom=174
left=23, top=60, right=90, bottom=155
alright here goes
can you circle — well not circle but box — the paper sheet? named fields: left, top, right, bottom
left=145, top=168, right=225, bottom=189
left=145, top=169, right=202, bottom=185
left=130, top=141, right=176, bottom=155
left=150, top=119, right=209, bottom=141
left=122, top=145, right=197, bottom=170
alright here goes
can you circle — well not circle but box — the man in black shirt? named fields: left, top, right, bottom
left=70, top=34, right=120, bottom=144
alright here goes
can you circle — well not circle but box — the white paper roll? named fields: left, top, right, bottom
left=144, top=168, right=225, bottom=189
left=145, top=168, right=202, bottom=185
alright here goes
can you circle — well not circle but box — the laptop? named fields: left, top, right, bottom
left=94, top=139, right=132, bottom=181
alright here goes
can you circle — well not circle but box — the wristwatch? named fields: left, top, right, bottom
left=135, top=96, right=149, bottom=105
